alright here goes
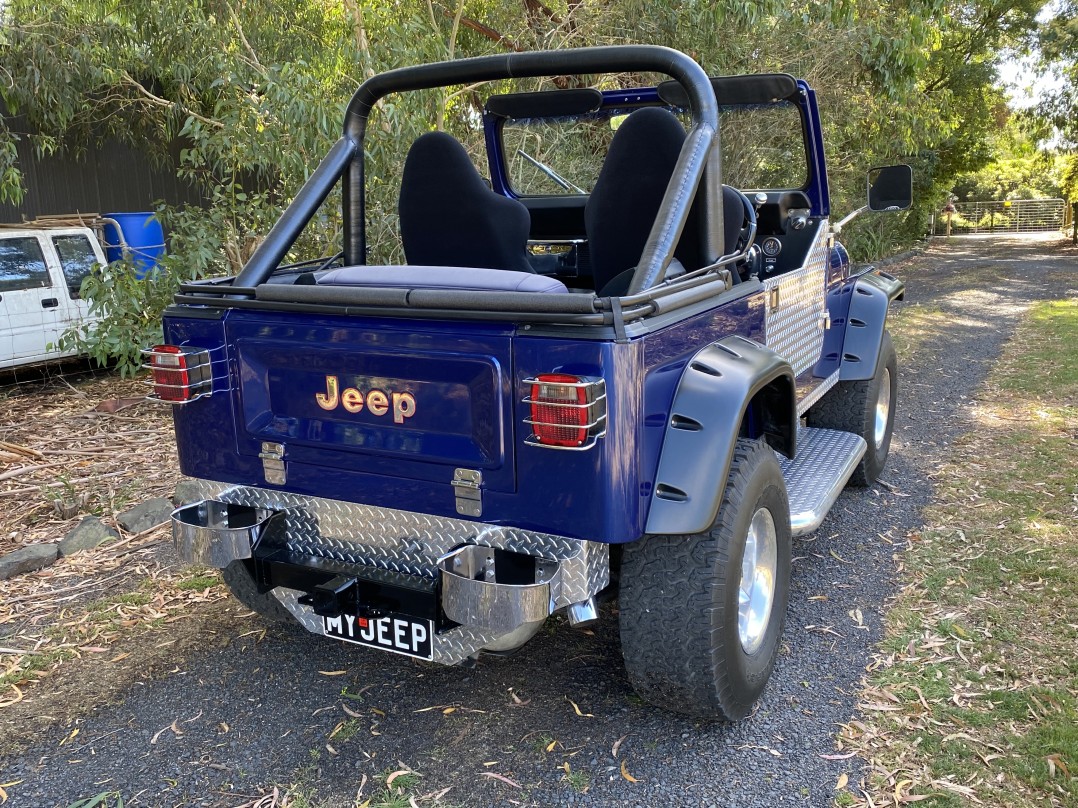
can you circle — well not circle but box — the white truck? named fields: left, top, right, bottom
left=0, top=221, right=106, bottom=371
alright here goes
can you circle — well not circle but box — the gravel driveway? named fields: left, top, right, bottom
left=2, top=234, right=1074, bottom=808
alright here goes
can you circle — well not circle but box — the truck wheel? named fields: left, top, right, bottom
left=222, top=561, right=293, bottom=623
left=619, top=438, right=791, bottom=719
left=807, top=330, right=897, bottom=486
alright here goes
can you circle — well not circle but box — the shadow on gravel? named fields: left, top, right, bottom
left=2, top=234, right=1075, bottom=808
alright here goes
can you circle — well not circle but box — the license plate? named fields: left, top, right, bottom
left=322, top=612, right=434, bottom=661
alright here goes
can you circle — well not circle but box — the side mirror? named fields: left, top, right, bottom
left=868, top=164, right=913, bottom=211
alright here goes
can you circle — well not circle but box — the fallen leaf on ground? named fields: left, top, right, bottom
left=318, top=670, right=347, bottom=676
left=479, top=772, right=521, bottom=789
left=620, top=759, right=638, bottom=783
left=836, top=772, right=848, bottom=789
left=566, top=697, right=594, bottom=717
left=612, top=733, right=629, bottom=758
left=94, top=398, right=144, bottom=413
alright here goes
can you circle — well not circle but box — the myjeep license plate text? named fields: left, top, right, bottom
left=322, top=613, right=433, bottom=660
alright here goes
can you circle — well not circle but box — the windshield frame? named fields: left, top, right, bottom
left=484, top=78, right=828, bottom=217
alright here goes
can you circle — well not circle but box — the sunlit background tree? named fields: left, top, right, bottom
left=0, top=0, right=1072, bottom=367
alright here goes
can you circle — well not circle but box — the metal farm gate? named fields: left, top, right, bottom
left=934, top=198, right=1066, bottom=236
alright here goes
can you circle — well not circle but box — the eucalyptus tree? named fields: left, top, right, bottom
left=0, top=0, right=1050, bottom=370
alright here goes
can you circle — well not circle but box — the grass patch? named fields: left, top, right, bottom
left=175, top=569, right=221, bottom=591
left=279, top=765, right=430, bottom=808
left=845, top=299, right=1078, bottom=806
left=562, top=764, right=590, bottom=793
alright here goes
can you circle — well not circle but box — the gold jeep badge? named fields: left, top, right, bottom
left=315, top=375, right=417, bottom=424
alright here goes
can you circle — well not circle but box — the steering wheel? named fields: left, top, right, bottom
left=725, top=186, right=757, bottom=282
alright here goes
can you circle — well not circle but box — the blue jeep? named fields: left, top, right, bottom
left=153, top=46, right=909, bottom=719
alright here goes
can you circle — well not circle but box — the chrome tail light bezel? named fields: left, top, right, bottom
left=141, top=345, right=216, bottom=404
left=521, top=375, right=607, bottom=451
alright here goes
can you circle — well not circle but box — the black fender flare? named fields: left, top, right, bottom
left=839, top=269, right=905, bottom=381
left=645, top=336, right=797, bottom=536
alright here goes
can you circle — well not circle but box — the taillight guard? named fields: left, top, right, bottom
left=142, top=345, right=216, bottom=404
left=522, top=375, right=607, bottom=451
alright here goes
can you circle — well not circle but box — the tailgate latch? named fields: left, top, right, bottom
left=452, top=469, right=483, bottom=518
left=259, top=442, right=287, bottom=485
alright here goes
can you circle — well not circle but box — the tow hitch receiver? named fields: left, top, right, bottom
left=298, top=575, right=358, bottom=618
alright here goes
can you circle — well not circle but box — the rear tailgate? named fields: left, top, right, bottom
left=226, top=312, right=516, bottom=493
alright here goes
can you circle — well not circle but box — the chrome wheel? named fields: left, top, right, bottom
left=874, top=368, right=892, bottom=450
left=738, top=507, right=777, bottom=654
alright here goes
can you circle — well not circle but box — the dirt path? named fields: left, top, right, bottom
left=0, top=234, right=1074, bottom=808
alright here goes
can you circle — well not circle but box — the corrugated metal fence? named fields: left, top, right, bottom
left=0, top=111, right=205, bottom=223
left=933, top=198, right=1066, bottom=236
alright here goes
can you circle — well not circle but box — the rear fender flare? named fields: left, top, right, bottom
left=840, top=270, right=905, bottom=381
left=645, top=336, right=796, bottom=536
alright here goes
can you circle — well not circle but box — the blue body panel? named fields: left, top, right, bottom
left=224, top=312, right=516, bottom=492
left=816, top=241, right=854, bottom=379
left=165, top=75, right=855, bottom=546
left=164, top=287, right=765, bottom=545
left=797, top=81, right=830, bottom=217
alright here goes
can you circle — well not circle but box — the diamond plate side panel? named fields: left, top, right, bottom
left=796, top=369, right=840, bottom=417
left=553, top=541, right=609, bottom=608
left=764, top=223, right=829, bottom=375
left=777, top=427, right=866, bottom=536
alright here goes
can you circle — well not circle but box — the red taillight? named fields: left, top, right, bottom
left=524, top=373, right=607, bottom=450
left=150, top=345, right=190, bottom=402
left=530, top=373, right=589, bottom=447
left=144, top=345, right=211, bottom=403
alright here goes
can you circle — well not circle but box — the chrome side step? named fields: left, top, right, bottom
left=778, top=427, right=867, bottom=536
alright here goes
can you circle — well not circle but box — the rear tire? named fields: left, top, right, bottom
left=619, top=438, right=792, bottom=719
left=807, top=330, right=897, bottom=486
left=222, top=561, right=293, bottom=623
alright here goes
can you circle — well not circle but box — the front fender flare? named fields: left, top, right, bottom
left=840, top=269, right=904, bottom=381
left=645, top=336, right=796, bottom=536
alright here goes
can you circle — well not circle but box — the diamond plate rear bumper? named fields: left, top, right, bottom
left=173, top=480, right=609, bottom=664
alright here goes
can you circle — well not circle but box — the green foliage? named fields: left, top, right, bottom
left=0, top=0, right=1058, bottom=359
left=951, top=120, right=1064, bottom=201
left=57, top=254, right=199, bottom=377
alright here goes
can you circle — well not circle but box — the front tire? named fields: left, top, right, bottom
left=807, top=330, right=898, bottom=486
left=619, top=438, right=792, bottom=719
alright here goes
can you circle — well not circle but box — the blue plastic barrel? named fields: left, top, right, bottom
left=103, top=212, right=166, bottom=279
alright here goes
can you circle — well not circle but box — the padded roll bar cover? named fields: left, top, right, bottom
left=657, top=74, right=800, bottom=108
left=485, top=88, right=603, bottom=118
left=839, top=270, right=905, bottom=381
left=256, top=283, right=409, bottom=307
left=256, top=276, right=595, bottom=314
left=645, top=336, right=796, bottom=536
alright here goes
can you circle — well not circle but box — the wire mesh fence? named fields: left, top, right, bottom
left=933, top=198, right=1066, bottom=236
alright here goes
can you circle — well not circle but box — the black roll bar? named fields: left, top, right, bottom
left=234, top=45, right=722, bottom=294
